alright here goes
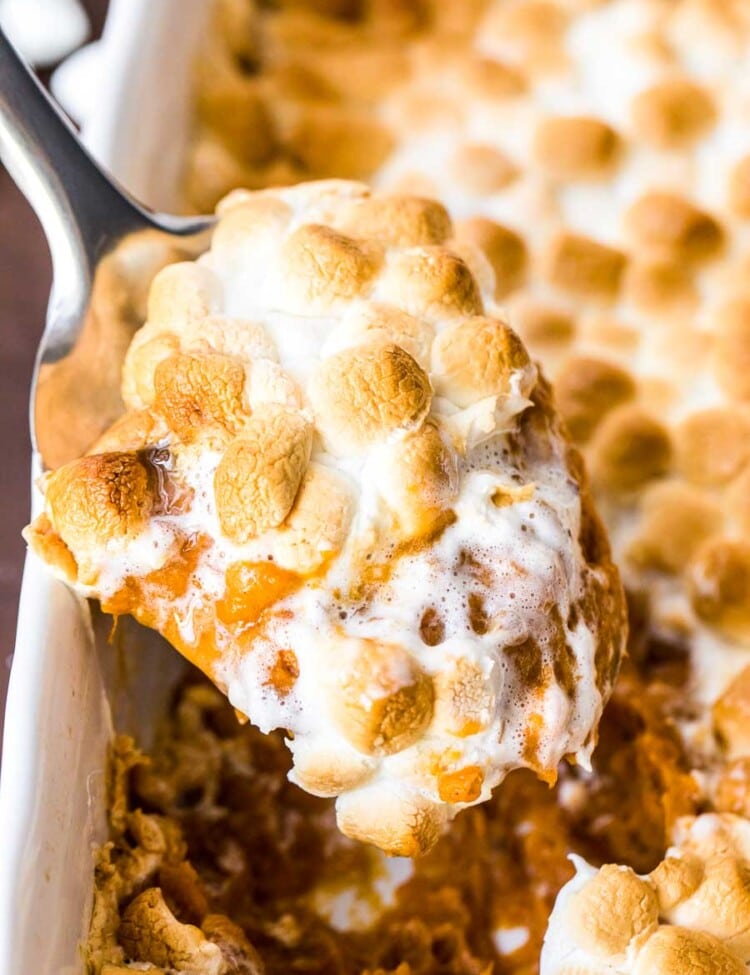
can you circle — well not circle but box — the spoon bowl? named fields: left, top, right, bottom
left=0, top=28, right=213, bottom=468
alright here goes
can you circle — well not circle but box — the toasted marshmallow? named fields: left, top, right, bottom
left=308, top=342, right=432, bottom=455
left=455, top=217, right=528, bottom=300
left=153, top=352, right=249, bottom=445
left=322, top=304, right=435, bottom=369
left=332, top=194, right=452, bottom=247
left=377, top=246, right=484, bottom=321
left=280, top=223, right=383, bottom=314
left=374, top=421, right=460, bottom=537
left=533, top=116, right=622, bottom=180
left=625, top=192, right=724, bottom=265
left=335, top=784, right=448, bottom=858
left=326, top=636, right=435, bottom=756
left=214, top=406, right=313, bottom=542
left=38, top=453, right=157, bottom=585
left=543, top=232, right=627, bottom=301
left=542, top=814, right=750, bottom=975
left=268, top=461, right=355, bottom=573
left=430, top=316, right=534, bottom=409
left=631, top=77, right=716, bottom=149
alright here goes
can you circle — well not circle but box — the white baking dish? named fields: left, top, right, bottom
left=0, top=3, right=209, bottom=970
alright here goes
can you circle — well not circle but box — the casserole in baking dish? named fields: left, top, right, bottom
left=6, top=1, right=750, bottom=973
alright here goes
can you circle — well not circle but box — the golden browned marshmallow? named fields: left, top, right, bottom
left=308, top=342, right=432, bottom=454
left=196, top=72, right=276, bottom=164
left=454, top=217, right=528, bottom=299
left=669, top=857, right=750, bottom=956
left=554, top=356, right=636, bottom=443
left=377, top=421, right=459, bottom=537
left=88, top=410, right=168, bottom=455
left=589, top=404, right=672, bottom=493
left=714, top=297, right=750, bottom=402
left=245, top=359, right=303, bottom=413
left=449, top=143, right=519, bottom=194
left=210, top=194, right=292, bottom=262
left=289, top=739, right=376, bottom=797
left=291, top=44, right=410, bottom=104
left=42, top=453, right=156, bottom=582
left=623, top=259, right=698, bottom=313
left=378, top=246, right=484, bottom=321
left=119, top=888, right=223, bottom=972
left=122, top=332, right=180, bottom=410
left=280, top=223, right=382, bottom=314
left=729, top=156, right=750, bottom=218
left=479, top=0, right=568, bottom=74
left=625, top=192, right=724, bottom=265
left=577, top=312, right=639, bottom=355
left=632, top=926, right=746, bottom=975
left=631, top=77, right=716, bottom=149
left=649, top=856, right=704, bottom=912
left=675, top=408, right=750, bottom=487
left=512, top=299, right=576, bottom=349
left=533, top=116, right=622, bottom=180
left=385, top=88, right=464, bottom=137
left=670, top=0, right=750, bottom=51
left=458, top=55, right=527, bottom=100
left=715, top=665, right=750, bottom=758
left=270, top=462, right=355, bottom=573
left=183, top=316, right=278, bottom=364
left=334, top=194, right=452, bottom=247
left=628, top=481, right=723, bottom=574
left=213, top=406, right=313, bottom=543
left=543, top=232, right=627, bottom=300
left=327, top=637, right=435, bottom=756
left=152, top=353, right=248, bottom=445
left=329, top=304, right=435, bottom=369
left=431, top=316, right=532, bottom=408
left=689, top=538, right=750, bottom=644
left=146, top=262, right=223, bottom=332
left=433, top=657, right=495, bottom=737
left=335, top=784, right=446, bottom=857
left=565, top=865, right=659, bottom=958
left=424, top=0, right=488, bottom=38
left=279, top=103, right=394, bottom=180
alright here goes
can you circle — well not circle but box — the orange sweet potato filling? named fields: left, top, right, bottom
left=217, top=561, right=302, bottom=625
left=102, top=550, right=302, bottom=687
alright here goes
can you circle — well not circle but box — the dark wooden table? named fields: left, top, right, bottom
left=0, top=0, right=109, bottom=741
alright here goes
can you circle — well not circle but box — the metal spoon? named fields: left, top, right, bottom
left=0, top=28, right=213, bottom=469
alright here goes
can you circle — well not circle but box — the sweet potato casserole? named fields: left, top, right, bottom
left=22, top=0, right=750, bottom=972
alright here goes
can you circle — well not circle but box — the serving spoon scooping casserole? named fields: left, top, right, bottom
left=2, top=26, right=626, bottom=855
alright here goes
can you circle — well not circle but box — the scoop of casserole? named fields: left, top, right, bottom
left=24, top=179, right=625, bottom=854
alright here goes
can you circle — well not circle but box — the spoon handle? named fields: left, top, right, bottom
left=0, top=27, right=151, bottom=288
